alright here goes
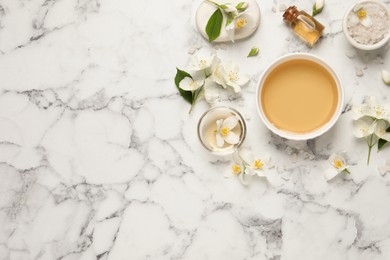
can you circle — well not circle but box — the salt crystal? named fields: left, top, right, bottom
left=345, top=49, right=357, bottom=59
left=272, top=6, right=277, bottom=13
left=188, top=46, right=197, bottom=54
left=356, top=67, right=364, bottom=77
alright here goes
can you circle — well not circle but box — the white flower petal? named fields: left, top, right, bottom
left=216, top=119, right=223, bottom=131
left=222, top=116, right=238, bottom=129
left=329, top=153, right=347, bottom=172
left=237, top=74, right=249, bottom=85
left=375, top=120, right=390, bottom=141
left=353, top=117, right=376, bottom=138
left=360, top=16, right=372, bottom=28
left=216, top=133, right=224, bottom=147
left=324, top=168, right=339, bottom=181
left=238, top=172, right=249, bottom=185
left=226, top=22, right=235, bottom=42
left=352, top=104, right=370, bottom=120
left=189, top=54, right=213, bottom=72
left=211, top=62, right=226, bottom=86
left=245, top=167, right=255, bottom=176
left=227, top=81, right=242, bottom=93
left=224, top=131, right=240, bottom=144
left=179, top=77, right=194, bottom=91
left=382, top=70, right=390, bottom=85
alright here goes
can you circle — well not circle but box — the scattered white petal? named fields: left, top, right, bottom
left=324, top=168, right=339, bottom=181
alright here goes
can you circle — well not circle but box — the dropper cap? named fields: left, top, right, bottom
left=283, top=6, right=299, bottom=22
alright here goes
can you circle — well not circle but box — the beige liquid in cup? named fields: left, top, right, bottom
left=260, top=59, right=338, bottom=133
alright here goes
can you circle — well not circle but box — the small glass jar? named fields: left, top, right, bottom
left=197, top=106, right=246, bottom=155
left=283, top=6, right=325, bottom=46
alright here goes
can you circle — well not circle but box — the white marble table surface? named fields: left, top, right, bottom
left=1, top=0, right=390, bottom=259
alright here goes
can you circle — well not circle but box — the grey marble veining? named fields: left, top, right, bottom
left=1, top=0, right=390, bottom=259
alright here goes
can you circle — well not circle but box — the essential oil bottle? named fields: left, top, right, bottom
left=283, top=6, right=325, bottom=46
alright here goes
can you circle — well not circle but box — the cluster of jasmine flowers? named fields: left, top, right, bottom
left=352, top=96, right=390, bottom=164
left=176, top=53, right=249, bottom=112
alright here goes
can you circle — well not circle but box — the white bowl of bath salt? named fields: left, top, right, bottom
left=343, top=0, right=390, bottom=50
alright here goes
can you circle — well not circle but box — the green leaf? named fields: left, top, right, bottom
left=174, top=68, right=193, bottom=104
left=312, top=3, right=324, bottom=16
left=378, top=126, right=390, bottom=151
left=205, top=8, right=223, bottom=43
left=378, top=138, right=388, bottom=150
left=247, top=46, right=259, bottom=57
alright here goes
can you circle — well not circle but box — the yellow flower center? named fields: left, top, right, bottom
left=228, top=71, right=238, bottom=82
left=220, top=127, right=230, bottom=136
left=254, top=159, right=264, bottom=170
left=232, top=164, right=241, bottom=175
left=236, top=18, right=247, bottom=29
left=357, top=10, right=366, bottom=19
left=374, top=106, right=384, bottom=116
left=333, top=159, right=344, bottom=169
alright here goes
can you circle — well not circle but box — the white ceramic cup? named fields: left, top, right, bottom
left=342, top=0, right=390, bottom=51
left=256, top=53, right=344, bottom=140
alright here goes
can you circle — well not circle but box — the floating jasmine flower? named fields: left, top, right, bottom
left=349, top=4, right=372, bottom=28
left=382, top=70, right=390, bottom=86
left=222, top=62, right=249, bottom=93
left=324, top=152, right=350, bottom=181
left=215, top=116, right=240, bottom=147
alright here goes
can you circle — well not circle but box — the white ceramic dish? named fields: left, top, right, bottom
left=342, top=0, right=390, bottom=51
left=256, top=53, right=344, bottom=141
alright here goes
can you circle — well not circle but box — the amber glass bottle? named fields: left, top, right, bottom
left=283, top=6, right=325, bottom=46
